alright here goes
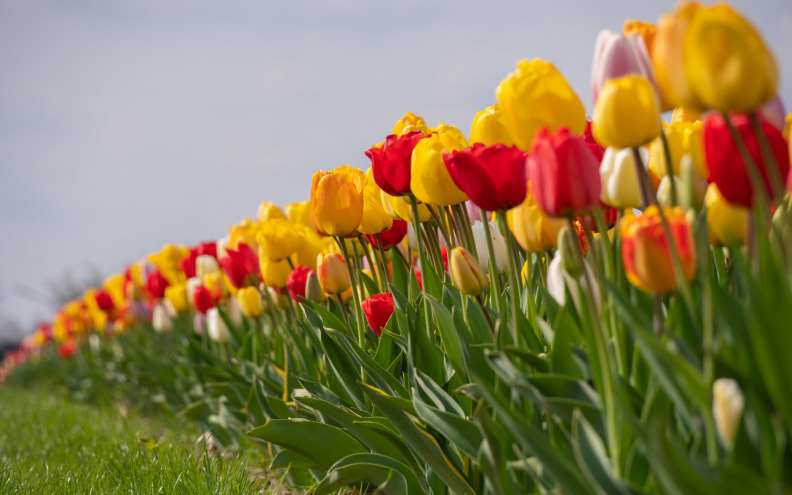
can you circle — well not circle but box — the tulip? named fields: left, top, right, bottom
left=411, top=123, right=470, bottom=206
left=304, top=272, right=325, bottom=303
left=649, top=121, right=706, bottom=179
left=361, top=293, right=395, bottom=337
left=590, top=29, right=657, bottom=105
left=496, top=59, right=586, bottom=151
left=363, top=219, right=407, bottom=250
left=285, top=201, right=314, bottom=228
left=703, top=113, right=790, bottom=207
left=684, top=3, right=777, bottom=112
left=471, top=220, right=508, bottom=273
left=392, top=112, right=429, bottom=136
left=202, top=272, right=226, bottom=300
left=165, top=283, right=189, bottom=313
left=713, top=378, right=744, bottom=450
left=651, top=2, right=704, bottom=111
left=218, top=243, right=260, bottom=289
left=195, top=255, right=220, bottom=279
left=179, top=253, right=197, bottom=278
left=186, top=277, right=202, bottom=307
left=444, top=143, right=527, bottom=212
left=507, top=183, right=567, bottom=253
left=259, top=255, right=292, bottom=288
left=228, top=219, right=260, bottom=251
left=93, top=290, right=115, bottom=312
left=152, top=303, right=173, bottom=333
left=286, top=265, right=314, bottom=302
left=192, top=285, right=215, bottom=315
left=527, top=127, right=601, bottom=217
left=148, top=244, right=191, bottom=285
left=58, top=340, right=78, bottom=359
left=469, top=104, right=515, bottom=146
left=258, top=218, right=299, bottom=261
left=358, top=168, right=394, bottom=235
left=547, top=236, right=600, bottom=313
left=316, top=252, right=351, bottom=295
left=216, top=236, right=230, bottom=260
left=293, top=225, right=329, bottom=270
left=620, top=206, right=697, bottom=293
left=236, top=286, right=264, bottom=318
left=671, top=106, right=702, bottom=124
left=582, top=121, right=605, bottom=163
left=623, top=20, right=656, bottom=57
left=381, top=190, right=432, bottom=223
left=257, top=201, right=287, bottom=222
left=206, top=308, right=230, bottom=344
left=593, top=75, right=661, bottom=149
left=146, top=270, right=170, bottom=300
left=657, top=175, right=682, bottom=208
left=311, top=165, right=365, bottom=237
left=365, top=132, right=427, bottom=196
left=705, top=184, right=749, bottom=246
left=599, top=147, right=649, bottom=209
left=449, top=247, right=486, bottom=297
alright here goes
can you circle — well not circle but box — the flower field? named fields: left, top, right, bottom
left=4, top=2, right=792, bottom=494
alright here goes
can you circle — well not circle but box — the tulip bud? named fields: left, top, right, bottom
left=152, top=303, right=173, bottom=333
left=713, top=378, right=744, bottom=450
left=305, top=272, right=325, bottom=303
left=206, top=308, right=230, bottom=344
left=600, top=147, right=648, bottom=209
left=679, top=155, right=707, bottom=211
left=557, top=227, right=582, bottom=277
left=449, top=247, right=486, bottom=297
left=226, top=296, right=242, bottom=327
left=361, top=293, right=395, bottom=337
left=546, top=251, right=600, bottom=313
left=657, top=175, right=682, bottom=208
left=236, top=286, right=264, bottom=318
left=317, top=252, right=351, bottom=295
left=286, top=265, right=315, bottom=302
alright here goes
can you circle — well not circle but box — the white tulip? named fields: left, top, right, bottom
left=600, top=146, right=648, bottom=209
left=471, top=220, right=509, bottom=274
left=713, top=378, right=744, bottom=450
left=195, top=255, right=220, bottom=278
left=216, top=236, right=230, bottom=260
left=186, top=277, right=202, bottom=307
left=547, top=252, right=601, bottom=314
left=206, top=307, right=230, bottom=343
left=152, top=303, right=173, bottom=333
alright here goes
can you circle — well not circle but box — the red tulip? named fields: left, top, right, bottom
left=146, top=270, right=170, bottom=300
left=194, top=241, right=217, bottom=258
left=58, top=340, right=78, bottom=359
left=94, top=290, right=115, bottom=312
left=703, top=113, right=790, bottom=207
left=443, top=143, right=528, bottom=211
left=286, top=265, right=314, bottom=302
left=363, top=219, right=408, bottom=250
left=361, top=293, right=395, bottom=336
left=365, top=131, right=426, bottom=196
left=527, top=127, right=602, bottom=217
left=582, top=121, right=605, bottom=163
left=218, top=243, right=260, bottom=289
left=192, top=285, right=214, bottom=315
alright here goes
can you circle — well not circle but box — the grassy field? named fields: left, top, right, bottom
left=0, top=386, right=263, bottom=494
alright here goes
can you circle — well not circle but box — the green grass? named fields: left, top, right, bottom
left=0, top=386, right=262, bottom=494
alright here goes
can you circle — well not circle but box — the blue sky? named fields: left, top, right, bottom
left=1, top=0, right=790, bottom=338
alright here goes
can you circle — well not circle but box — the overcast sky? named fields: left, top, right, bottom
left=1, top=0, right=791, bottom=338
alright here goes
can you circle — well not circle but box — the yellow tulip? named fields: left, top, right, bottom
left=236, top=286, right=264, bottom=318
left=359, top=168, right=394, bottom=235
left=507, top=183, right=567, bottom=252
left=259, top=252, right=292, bottom=288
left=311, top=165, right=364, bottom=237
left=103, top=274, right=126, bottom=308
left=450, top=247, right=486, bottom=297
left=683, top=3, right=777, bottom=112
left=381, top=190, right=432, bottom=223
left=317, top=252, right=351, bottom=295
left=411, top=123, right=469, bottom=206
left=285, top=201, right=314, bottom=228
left=257, top=202, right=287, bottom=222
left=496, top=59, right=586, bottom=151
left=593, top=74, right=661, bottom=149
left=148, top=244, right=190, bottom=285
left=671, top=106, right=702, bottom=124
left=258, top=218, right=299, bottom=261
left=705, top=184, right=749, bottom=246
left=165, top=284, right=189, bottom=313
left=649, top=121, right=705, bottom=179
left=228, top=218, right=260, bottom=250
left=469, top=104, right=515, bottom=146
left=392, top=112, right=429, bottom=136
left=291, top=225, right=328, bottom=270
left=651, top=2, right=704, bottom=111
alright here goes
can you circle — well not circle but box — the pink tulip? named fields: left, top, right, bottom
left=759, top=94, right=786, bottom=131
left=591, top=30, right=657, bottom=105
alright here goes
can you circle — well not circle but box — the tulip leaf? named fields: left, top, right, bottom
left=319, top=331, right=367, bottom=410
left=412, top=393, right=482, bottom=458
left=269, top=448, right=318, bottom=470
left=328, top=329, right=409, bottom=399
left=314, top=453, right=426, bottom=495
left=361, top=383, right=475, bottom=495
left=428, top=298, right=468, bottom=382
left=248, top=419, right=366, bottom=472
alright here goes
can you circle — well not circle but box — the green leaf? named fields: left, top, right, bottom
left=248, top=419, right=366, bottom=471
left=269, top=449, right=318, bottom=470
left=315, top=453, right=426, bottom=495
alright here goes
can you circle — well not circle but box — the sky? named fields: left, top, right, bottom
left=1, top=0, right=791, bottom=339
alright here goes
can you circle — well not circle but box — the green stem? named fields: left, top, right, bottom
left=359, top=237, right=381, bottom=292
left=442, top=205, right=458, bottom=251
left=659, top=124, right=679, bottom=206
left=338, top=237, right=366, bottom=349
left=409, top=195, right=434, bottom=339
left=479, top=208, right=503, bottom=316
left=496, top=210, right=522, bottom=347
left=375, top=233, right=391, bottom=288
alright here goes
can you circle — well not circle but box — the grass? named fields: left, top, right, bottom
left=0, top=385, right=262, bottom=494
